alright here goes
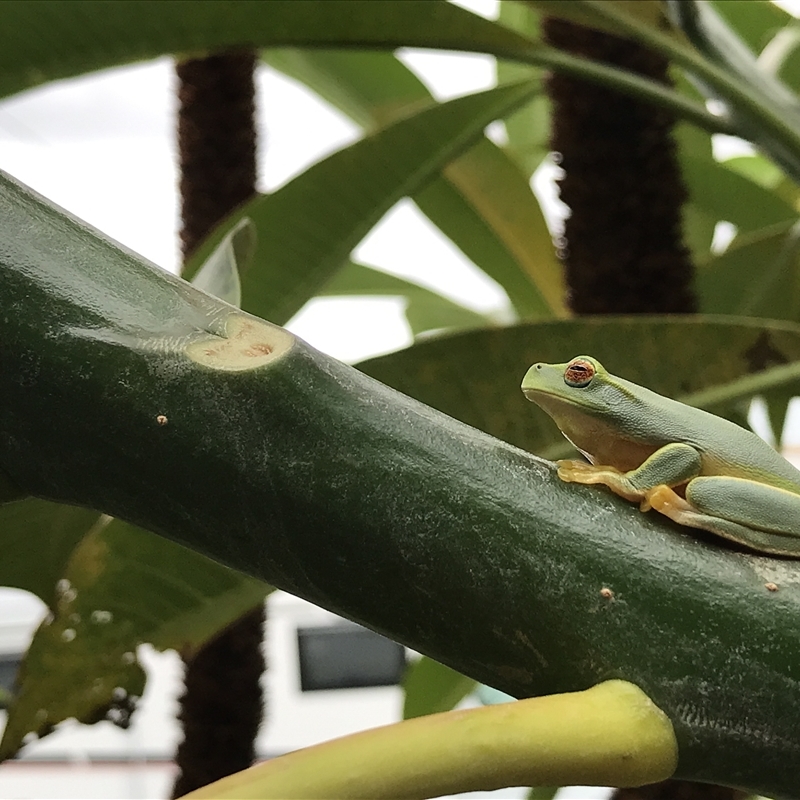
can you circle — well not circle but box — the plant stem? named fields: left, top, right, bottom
left=180, top=681, right=677, bottom=799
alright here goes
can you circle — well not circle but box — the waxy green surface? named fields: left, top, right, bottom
left=1, top=171, right=800, bottom=795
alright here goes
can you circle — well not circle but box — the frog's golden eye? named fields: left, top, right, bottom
left=564, top=358, right=595, bottom=388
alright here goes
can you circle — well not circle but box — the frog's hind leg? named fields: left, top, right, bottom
left=647, top=477, right=800, bottom=557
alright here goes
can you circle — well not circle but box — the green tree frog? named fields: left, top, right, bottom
left=521, top=355, right=800, bottom=556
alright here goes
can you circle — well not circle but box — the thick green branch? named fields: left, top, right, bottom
left=1, top=171, right=800, bottom=797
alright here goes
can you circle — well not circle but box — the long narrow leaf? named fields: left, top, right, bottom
left=265, top=49, right=563, bottom=318
left=0, top=1, right=726, bottom=137
left=184, top=81, right=541, bottom=325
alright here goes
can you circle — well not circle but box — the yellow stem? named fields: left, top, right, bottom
left=181, top=680, right=678, bottom=800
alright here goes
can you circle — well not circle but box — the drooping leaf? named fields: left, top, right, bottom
left=189, top=217, right=256, bottom=306
left=696, top=221, right=800, bottom=321
left=265, top=48, right=563, bottom=319
left=183, top=81, right=541, bottom=326
left=0, top=0, right=541, bottom=101
left=682, top=155, right=797, bottom=234
left=710, top=0, right=788, bottom=56
left=663, top=0, right=800, bottom=182
left=0, top=502, right=270, bottom=760
left=263, top=48, right=431, bottom=131
left=357, top=316, right=800, bottom=459
left=402, top=656, right=476, bottom=720
left=497, top=2, right=550, bottom=176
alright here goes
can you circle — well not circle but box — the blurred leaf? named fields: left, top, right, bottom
left=723, top=154, right=800, bottom=210
left=265, top=49, right=562, bottom=319
left=766, top=388, right=794, bottom=448
left=0, top=502, right=271, bottom=760
left=674, top=121, right=716, bottom=260
left=264, top=49, right=431, bottom=131
left=0, top=0, right=539, bottom=101
left=190, top=217, right=257, bottom=306
left=697, top=221, right=800, bottom=320
left=667, top=0, right=800, bottom=112
left=321, top=261, right=490, bottom=337
left=681, top=203, right=717, bottom=263
left=722, top=154, right=785, bottom=189
left=526, top=788, right=560, bottom=800
left=665, top=0, right=800, bottom=183
left=682, top=155, right=798, bottom=233
left=497, top=2, right=550, bottom=175
left=357, top=316, right=800, bottom=459
left=183, top=81, right=541, bottom=326
left=711, top=0, right=788, bottom=55
left=528, top=0, right=676, bottom=40
left=0, top=500, right=96, bottom=603
left=441, top=141, right=566, bottom=317
left=402, top=656, right=476, bottom=720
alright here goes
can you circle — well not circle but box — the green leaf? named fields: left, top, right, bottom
left=696, top=221, right=800, bottom=321
left=402, top=656, right=476, bottom=720
left=0, top=502, right=271, bottom=760
left=357, top=316, right=800, bottom=459
left=497, top=2, right=550, bottom=176
left=183, top=81, right=541, bottom=326
left=528, top=0, right=675, bottom=40
left=0, top=0, right=540, bottom=100
left=0, top=500, right=96, bottom=603
left=0, top=0, right=727, bottom=140
left=439, top=140, right=566, bottom=317
left=674, top=122, right=716, bottom=261
left=722, top=154, right=785, bottom=189
left=526, top=788, right=560, bottom=800
left=711, top=0, right=789, bottom=57
left=663, top=0, right=800, bottom=182
left=681, top=155, right=798, bottom=233
left=265, top=49, right=562, bottom=319
left=765, top=388, right=793, bottom=447
left=321, top=261, right=490, bottom=337
left=190, top=217, right=256, bottom=307
left=263, top=48, right=431, bottom=131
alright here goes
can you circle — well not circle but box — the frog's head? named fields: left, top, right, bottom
left=522, top=357, right=658, bottom=466
left=523, top=355, right=605, bottom=398
left=521, top=355, right=623, bottom=428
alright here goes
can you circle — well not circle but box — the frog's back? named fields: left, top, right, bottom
left=617, top=377, right=800, bottom=492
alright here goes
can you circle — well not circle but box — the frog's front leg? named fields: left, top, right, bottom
left=557, top=442, right=702, bottom=505
left=648, top=476, right=800, bottom=556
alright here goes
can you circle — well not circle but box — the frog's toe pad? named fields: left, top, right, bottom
left=644, top=485, right=696, bottom=519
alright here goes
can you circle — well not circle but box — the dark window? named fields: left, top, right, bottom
left=0, top=655, right=20, bottom=708
left=296, top=624, right=406, bottom=692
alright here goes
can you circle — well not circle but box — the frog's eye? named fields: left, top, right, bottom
left=564, top=359, right=595, bottom=388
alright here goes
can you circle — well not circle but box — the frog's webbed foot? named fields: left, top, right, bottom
left=556, top=459, right=643, bottom=503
